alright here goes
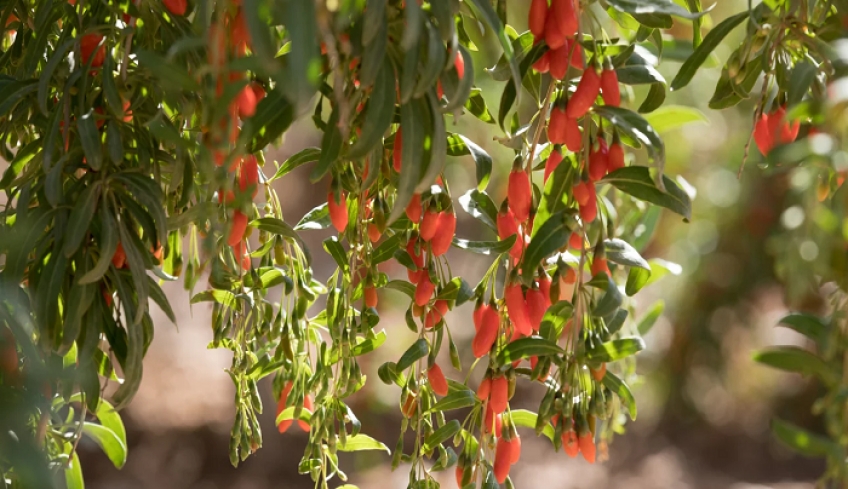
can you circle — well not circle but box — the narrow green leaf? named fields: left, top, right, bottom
left=754, top=347, right=840, bottom=386
left=446, top=133, right=493, bottom=191
left=338, top=434, right=391, bottom=453
left=82, top=422, right=128, bottom=469
left=458, top=189, right=497, bottom=231
left=504, top=409, right=555, bottom=441
left=643, top=105, right=708, bottom=133
left=77, top=111, right=103, bottom=171
left=270, top=147, right=321, bottom=182
left=602, top=372, right=637, bottom=420
left=594, top=106, right=664, bottom=166
left=423, top=420, right=461, bottom=452
left=452, top=235, right=515, bottom=255
left=616, top=64, right=666, bottom=85
left=636, top=300, right=664, bottom=335
left=311, top=108, right=342, bottom=182
left=497, top=337, right=564, bottom=364
left=585, top=337, right=645, bottom=362
left=777, top=313, right=829, bottom=347
left=604, top=238, right=650, bottom=270
left=427, top=387, right=477, bottom=413
left=771, top=418, right=840, bottom=459
left=465, top=0, right=520, bottom=96
left=63, top=183, right=101, bottom=257
left=417, top=91, right=446, bottom=193
left=38, top=39, right=74, bottom=116
left=603, top=166, right=692, bottom=220
left=294, top=203, right=331, bottom=231
left=522, top=212, right=571, bottom=282
left=78, top=208, right=118, bottom=284
left=669, top=12, right=747, bottom=91
left=349, top=59, right=395, bottom=159
left=323, top=237, right=348, bottom=272
left=388, top=99, right=426, bottom=223
left=136, top=50, right=199, bottom=91
left=64, top=451, right=84, bottom=489
left=606, top=0, right=709, bottom=20
left=396, top=338, right=429, bottom=372
left=532, top=157, right=573, bottom=238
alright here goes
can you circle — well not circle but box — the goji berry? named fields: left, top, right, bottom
left=493, top=437, right=512, bottom=483
left=414, top=274, right=435, bottom=307
left=532, top=51, right=550, bottom=73
left=80, top=33, right=105, bottom=68
left=406, top=193, right=422, bottom=223
left=753, top=112, right=773, bottom=155
left=431, top=211, right=456, bottom=256
left=228, top=211, right=248, bottom=247
left=590, top=256, right=609, bottom=276
left=236, top=84, right=257, bottom=118
left=548, top=105, right=568, bottom=144
left=551, top=0, right=578, bottom=38
left=607, top=139, right=625, bottom=172
left=276, top=381, right=294, bottom=433
left=525, top=286, right=547, bottom=331
left=600, top=68, right=621, bottom=107
left=489, top=375, right=509, bottom=414
left=427, top=363, right=449, bottom=396
left=566, top=65, right=601, bottom=119
left=590, top=362, right=606, bottom=382
left=112, top=242, right=127, bottom=269
left=588, top=138, right=608, bottom=181
left=529, top=0, right=548, bottom=39
left=163, top=0, right=187, bottom=16
left=364, top=284, right=378, bottom=308
left=562, top=430, right=580, bottom=457
left=579, top=197, right=598, bottom=223
left=578, top=432, right=596, bottom=463
left=328, top=191, right=348, bottom=233
left=420, top=207, right=440, bottom=241
left=508, top=169, right=531, bottom=223
left=505, top=282, right=532, bottom=337
left=472, top=305, right=499, bottom=358
left=544, top=145, right=563, bottom=183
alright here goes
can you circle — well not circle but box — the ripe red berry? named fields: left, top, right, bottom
left=455, top=465, right=464, bottom=489
left=544, top=146, right=563, bottom=183
left=112, top=242, right=127, bottom=269
left=237, top=155, right=260, bottom=197
left=525, top=286, right=547, bottom=331
left=588, top=138, right=609, bottom=181
left=578, top=432, right=596, bottom=463
left=564, top=116, right=583, bottom=153
left=163, top=0, right=187, bottom=16
left=368, top=223, right=381, bottom=243
left=406, top=193, right=422, bottom=223
left=549, top=45, right=569, bottom=81
left=489, top=375, right=509, bottom=414
left=328, top=191, right=348, bottom=233
left=236, top=84, right=258, bottom=118
left=532, top=51, right=550, bottom=74
left=505, top=282, right=532, bottom=337
left=472, top=306, right=500, bottom=358
left=228, top=210, right=248, bottom=247
left=473, top=301, right=488, bottom=332
left=477, top=376, right=492, bottom=401
left=454, top=51, right=465, bottom=80
left=544, top=15, right=566, bottom=50
left=579, top=197, right=598, bottom=223
left=753, top=112, right=773, bottom=155
left=590, top=362, right=607, bottom=382
left=564, top=38, right=584, bottom=69
left=591, top=257, right=609, bottom=276
left=420, top=207, right=440, bottom=241
left=494, top=437, right=512, bottom=483
left=414, top=274, right=435, bottom=307
left=573, top=181, right=592, bottom=206
left=427, top=363, right=449, bottom=397
left=607, top=140, right=625, bottom=172
left=510, top=436, right=522, bottom=464
left=251, top=83, right=266, bottom=103
left=600, top=68, right=621, bottom=107
left=548, top=106, right=567, bottom=144
left=508, top=169, right=531, bottom=223
left=425, top=299, right=449, bottom=329
left=393, top=129, right=403, bottom=172
left=566, top=66, right=601, bottom=119
left=276, top=381, right=294, bottom=433
left=80, top=33, right=106, bottom=68
left=364, top=285, right=378, bottom=308
left=431, top=211, right=456, bottom=256
left=529, top=0, right=548, bottom=39
left=551, top=0, right=578, bottom=38
left=563, top=430, right=580, bottom=457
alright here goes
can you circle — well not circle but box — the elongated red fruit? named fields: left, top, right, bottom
left=368, top=223, right=381, bottom=243
left=579, top=197, right=597, bottom=223
left=238, top=155, right=260, bottom=197
left=551, top=0, right=578, bottom=38
left=298, top=395, right=313, bottom=431
left=406, top=193, right=422, bottom=223
left=573, top=181, right=591, bottom=206
left=494, top=437, right=512, bottom=483
left=80, top=33, right=106, bottom=67
left=497, top=203, right=523, bottom=261
left=565, top=116, right=582, bottom=152
left=393, top=129, right=403, bottom=172
left=420, top=208, right=440, bottom=241
left=414, top=274, right=435, bottom=306
left=591, top=257, right=609, bottom=276
left=505, top=282, right=532, bottom=337
left=228, top=211, right=248, bottom=247
left=529, top=0, right=548, bottom=39
left=508, top=169, right=531, bottom=223
left=510, top=436, right=522, bottom=464
left=564, top=38, right=584, bottom=69
left=428, top=363, right=449, bottom=396
left=431, top=211, right=456, bottom=256
left=112, top=242, right=127, bottom=269
left=588, top=139, right=608, bottom=181
left=566, top=66, right=601, bottom=119
left=364, top=285, right=378, bottom=308
left=477, top=376, right=492, bottom=401
left=538, top=276, right=552, bottom=306
left=544, top=14, right=566, bottom=50
left=600, top=69, right=621, bottom=107
left=590, top=362, right=606, bottom=382
left=455, top=465, right=464, bottom=489
left=164, top=0, right=187, bottom=16
left=578, top=432, right=596, bottom=463
left=544, top=146, right=563, bottom=183
left=251, top=83, right=266, bottom=103
left=769, top=105, right=800, bottom=144
left=407, top=237, right=425, bottom=283
left=328, top=192, right=348, bottom=233
left=607, top=140, right=625, bottom=171
left=753, top=113, right=773, bottom=155
left=532, top=51, right=550, bottom=73
left=525, top=287, right=547, bottom=331
left=549, top=46, right=569, bottom=81
left=236, top=84, right=258, bottom=118
left=472, top=306, right=500, bottom=358
left=454, top=50, right=465, bottom=80
left=489, top=375, right=509, bottom=414
left=276, top=381, right=294, bottom=433
left=563, top=430, right=580, bottom=457
left=548, top=106, right=567, bottom=144
left=483, top=404, right=501, bottom=434
left=425, top=299, right=449, bottom=329
left=473, top=301, right=488, bottom=332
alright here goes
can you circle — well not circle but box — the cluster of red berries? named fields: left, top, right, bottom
left=753, top=104, right=800, bottom=156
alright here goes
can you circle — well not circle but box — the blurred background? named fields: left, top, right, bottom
left=76, top=1, right=828, bottom=487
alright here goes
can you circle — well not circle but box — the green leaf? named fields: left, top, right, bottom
left=616, top=64, right=666, bottom=85
left=417, top=91, right=447, bottom=193
left=252, top=217, right=311, bottom=265
left=522, top=212, right=571, bottom=282
left=771, top=418, right=841, bottom=459
left=447, top=134, right=493, bottom=191
left=78, top=208, right=118, bottom=284
left=396, top=338, right=429, bottom=372
left=604, top=238, right=650, bottom=270
left=452, top=236, right=515, bottom=256
left=82, top=422, right=128, bottom=469
left=349, top=59, right=395, bottom=159
left=603, top=166, right=692, bottom=220
left=497, top=337, right=564, bottom=364
left=504, top=409, right=555, bottom=441
left=427, top=387, right=477, bottom=413
left=77, top=111, right=103, bottom=171
left=414, top=21, right=447, bottom=98
left=458, top=189, right=498, bottom=231
left=388, top=99, right=427, bottom=223
left=585, top=337, right=645, bottom=362
left=489, top=31, right=536, bottom=82
left=136, top=50, right=199, bottom=91
left=787, top=60, right=817, bottom=107
left=669, top=12, right=747, bottom=91
left=63, top=183, right=101, bottom=257
left=64, top=451, right=84, bottom=489
left=277, top=0, right=319, bottom=106
left=311, top=107, right=342, bottom=182
left=338, top=434, right=391, bottom=453
left=754, top=347, right=839, bottom=386
left=323, top=237, right=348, bottom=272
left=638, top=82, right=667, bottom=113
left=594, top=106, right=664, bottom=166
left=385, top=279, right=415, bottom=298
left=592, top=274, right=623, bottom=318
left=643, top=105, right=708, bottom=133
left=147, top=277, right=177, bottom=324
left=295, top=203, right=331, bottom=231
left=270, top=147, right=321, bottom=182
left=539, top=301, right=574, bottom=340
left=362, top=0, right=387, bottom=46
left=38, top=39, right=74, bottom=116
left=465, top=0, right=520, bottom=97
left=636, top=300, right=664, bottom=335
left=423, top=420, right=461, bottom=452
left=464, top=88, right=496, bottom=125
left=248, top=88, right=295, bottom=152
left=606, top=0, right=709, bottom=20
left=602, top=372, right=637, bottom=420
left=372, top=234, right=402, bottom=264
left=777, top=313, right=829, bottom=347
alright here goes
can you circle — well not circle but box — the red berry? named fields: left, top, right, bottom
left=529, top=0, right=548, bottom=39
left=508, top=169, right=532, bottom=223
left=564, top=38, right=584, bottom=69
left=236, top=84, right=258, bottom=118
left=563, top=430, right=580, bottom=457
left=544, top=146, right=563, bottom=183
left=600, top=69, right=621, bottom=107
left=228, top=211, right=248, bottom=247
left=579, top=197, right=598, bottom=223
left=328, top=191, right=348, bottom=233
left=420, top=208, right=440, bottom=241
left=251, top=83, right=266, bottom=103
left=477, top=376, right=492, bottom=401
left=551, top=0, right=578, bottom=38
left=237, top=155, right=260, bottom=197
left=425, top=299, right=449, bottom=329
left=505, top=282, right=532, bottom=337
left=472, top=306, right=500, bottom=358
left=414, top=274, right=435, bottom=307
left=588, top=138, right=609, bottom=181
left=591, top=257, right=609, bottom=276
left=80, top=33, right=106, bottom=68
left=494, top=437, right=512, bottom=483
left=525, top=286, right=547, bottom=331
left=112, top=242, right=127, bottom=269
left=454, top=51, right=465, bottom=80
left=407, top=237, right=425, bottom=270
left=753, top=112, right=773, bottom=155
left=427, top=364, right=449, bottom=397
left=364, top=285, right=378, bottom=308
left=607, top=141, right=625, bottom=172
left=544, top=15, right=566, bottom=50
left=510, top=436, right=522, bottom=464
left=431, top=211, right=456, bottom=256
left=564, top=116, right=583, bottom=153
left=549, top=46, right=569, bottom=81
left=368, top=223, right=381, bottom=243
left=590, top=362, right=606, bottom=382
left=548, top=106, right=567, bottom=144
left=490, top=375, right=509, bottom=415
left=163, top=0, right=187, bottom=16
left=532, top=51, right=550, bottom=74
left=566, top=66, right=601, bottom=119
left=406, top=193, right=422, bottom=223
left=578, top=432, right=596, bottom=463
left=455, top=466, right=464, bottom=489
